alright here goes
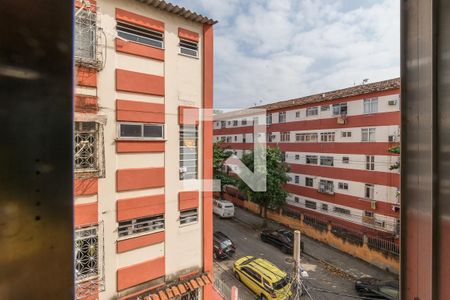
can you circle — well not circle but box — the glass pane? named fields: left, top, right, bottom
left=120, top=124, right=142, bottom=137
left=143, top=124, right=163, bottom=138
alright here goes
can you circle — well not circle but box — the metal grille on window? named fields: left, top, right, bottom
left=117, top=21, right=164, bottom=48
left=180, top=125, right=198, bottom=180
left=75, top=8, right=102, bottom=68
left=75, top=224, right=105, bottom=299
left=180, top=39, right=198, bottom=57
left=75, top=122, right=98, bottom=172
left=180, top=209, right=198, bottom=225
left=180, top=290, right=199, bottom=300
left=118, top=215, right=164, bottom=238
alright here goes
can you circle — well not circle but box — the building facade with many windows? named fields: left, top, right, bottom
left=214, top=78, right=400, bottom=239
left=74, top=0, right=215, bottom=299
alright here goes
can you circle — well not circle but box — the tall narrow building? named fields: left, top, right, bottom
left=74, top=0, right=216, bottom=299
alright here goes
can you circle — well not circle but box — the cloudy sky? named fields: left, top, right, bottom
left=173, top=0, right=400, bottom=109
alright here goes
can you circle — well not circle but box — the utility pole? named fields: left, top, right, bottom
left=293, top=230, right=302, bottom=298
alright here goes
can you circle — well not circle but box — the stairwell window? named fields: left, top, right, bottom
left=180, top=125, right=198, bottom=180
left=361, top=128, right=376, bottom=142
left=364, top=98, right=378, bottom=114
left=117, top=21, right=164, bottom=49
left=118, top=215, right=164, bottom=238
left=179, top=39, right=198, bottom=57
left=118, top=123, right=164, bottom=140
left=180, top=209, right=198, bottom=225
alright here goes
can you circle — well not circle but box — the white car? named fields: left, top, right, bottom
left=213, top=199, right=235, bottom=218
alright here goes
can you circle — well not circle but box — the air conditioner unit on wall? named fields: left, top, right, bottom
left=388, top=100, right=398, bottom=106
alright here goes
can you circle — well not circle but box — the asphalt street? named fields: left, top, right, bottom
left=213, top=215, right=362, bottom=300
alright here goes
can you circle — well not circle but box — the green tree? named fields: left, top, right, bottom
left=237, top=146, right=291, bottom=217
left=213, top=142, right=235, bottom=198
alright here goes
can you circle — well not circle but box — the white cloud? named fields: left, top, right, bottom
left=172, top=0, right=400, bottom=108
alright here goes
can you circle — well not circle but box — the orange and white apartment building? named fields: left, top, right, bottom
left=74, top=0, right=215, bottom=299
left=214, top=79, right=401, bottom=240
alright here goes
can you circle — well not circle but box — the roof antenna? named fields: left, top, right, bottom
left=362, top=78, right=369, bottom=85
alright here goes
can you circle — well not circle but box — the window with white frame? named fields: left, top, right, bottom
left=320, top=156, right=334, bottom=166
left=361, top=128, right=376, bottom=142
left=341, top=131, right=352, bottom=138
left=233, top=120, right=238, bottom=126
left=220, top=121, right=226, bottom=128
left=118, top=215, right=164, bottom=238
left=295, top=154, right=300, bottom=160
left=320, top=132, right=335, bottom=142
left=226, top=136, right=232, bottom=143
left=332, top=103, right=347, bottom=115
left=75, top=10, right=97, bottom=64
left=319, top=179, right=334, bottom=194
left=75, top=122, right=101, bottom=172
left=180, top=125, right=198, bottom=180
left=234, top=136, right=237, bottom=142
left=279, top=112, right=286, bottom=123
left=75, top=226, right=99, bottom=281
left=305, top=177, right=314, bottom=187
left=321, top=203, right=328, bottom=211
left=242, top=119, right=247, bottom=126
left=338, top=182, right=349, bottom=190
left=306, top=107, right=318, bottom=116
left=179, top=39, right=198, bottom=57
left=180, top=209, right=198, bottom=225
left=306, top=155, right=318, bottom=164
left=333, top=206, right=351, bottom=215
left=321, top=105, right=330, bottom=111
left=295, top=111, right=301, bottom=118
left=365, top=184, right=374, bottom=199
left=280, top=132, right=290, bottom=142
left=305, top=200, right=317, bottom=210
left=266, top=114, right=272, bottom=125
left=294, top=196, right=300, bottom=203
left=342, top=156, right=349, bottom=164
left=294, top=175, right=300, bottom=184
left=364, top=211, right=374, bottom=217
left=118, top=123, right=164, bottom=139
left=242, top=134, right=246, bottom=143
left=363, top=98, right=378, bottom=114
left=117, top=21, right=164, bottom=49
left=366, top=155, right=375, bottom=170
left=296, top=132, right=318, bottom=142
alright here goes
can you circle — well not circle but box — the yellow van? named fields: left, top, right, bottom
left=233, top=256, right=292, bottom=300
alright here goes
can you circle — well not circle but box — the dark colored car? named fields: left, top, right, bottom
left=260, top=229, right=305, bottom=254
left=355, top=277, right=399, bottom=299
left=213, top=231, right=236, bottom=260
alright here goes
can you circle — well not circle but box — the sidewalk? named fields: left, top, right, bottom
left=233, top=206, right=398, bottom=280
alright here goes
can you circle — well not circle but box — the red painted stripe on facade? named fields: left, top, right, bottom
left=115, top=39, right=165, bottom=61
left=116, top=100, right=165, bottom=123
left=116, top=141, right=165, bottom=153
left=285, top=184, right=399, bottom=218
left=117, top=231, right=165, bottom=253
left=178, top=28, right=199, bottom=42
left=115, top=8, right=164, bottom=32
left=269, top=89, right=400, bottom=113
left=202, top=24, right=214, bottom=299
left=75, top=95, right=98, bottom=113
left=289, top=164, right=400, bottom=187
left=213, top=111, right=400, bottom=135
left=117, top=194, right=165, bottom=221
left=179, top=191, right=199, bottom=211
left=220, top=142, right=400, bottom=156
left=74, top=178, right=98, bottom=196
left=74, top=202, right=98, bottom=227
left=116, top=167, right=165, bottom=192
left=178, top=106, right=199, bottom=125
left=116, top=69, right=164, bottom=96
left=285, top=204, right=395, bottom=238
left=117, top=257, right=165, bottom=291
left=76, top=66, right=97, bottom=87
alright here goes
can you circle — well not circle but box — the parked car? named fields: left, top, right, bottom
left=213, top=199, right=235, bottom=218
left=213, top=231, right=236, bottom=260
left=355, top=277, right=399, bottom=299
left=260, top=229, right=305, bottom=254
left=233, top=256, right=292, bottom=300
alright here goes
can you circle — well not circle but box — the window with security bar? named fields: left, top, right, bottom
left=118, top=215, right=164, bottom=238
left=176, top=290, right=199, bottom=300
left=180, top=125, right=198, bottom=180
left=117, top=21, right=164, bottom=49
left=179, top=39, right=198, bottom=57
left=180, top=209, right=198, bottom=225
left=75, top=226, right=99, bottom=282
left=75, top=9, right=98, bottom=66
left=74, top=122, right=99, bottom=173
